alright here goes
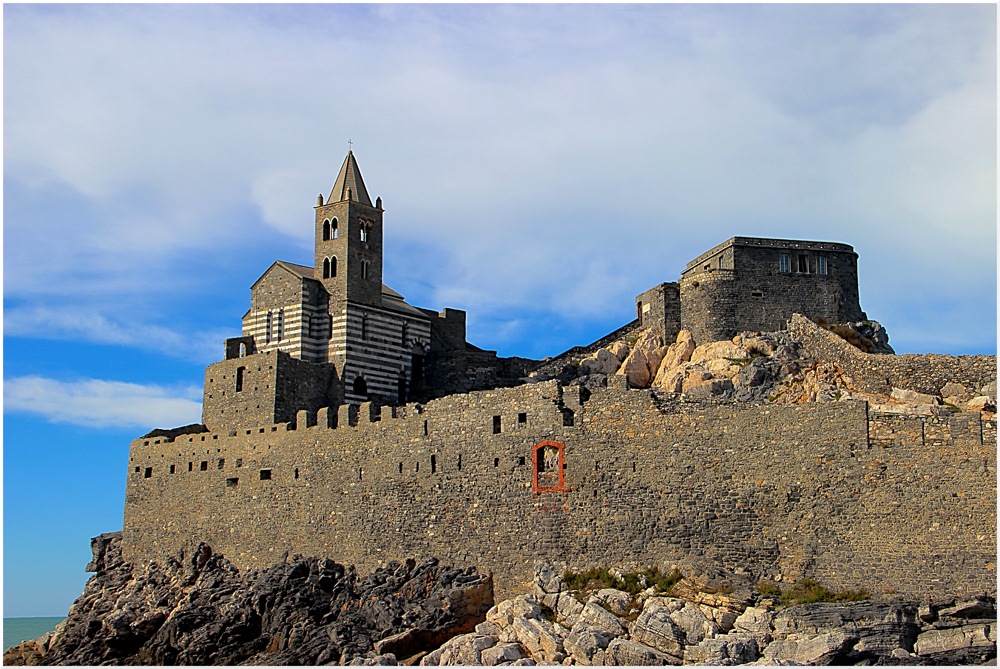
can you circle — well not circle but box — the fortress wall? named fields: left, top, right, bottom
left=788, top=314, right=997, bottom=396
left=124, top=382, right=996, bottom=600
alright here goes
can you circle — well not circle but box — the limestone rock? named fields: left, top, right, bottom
left=488, top=596, right=543, bottom=628
left=967, top=396, right=996, bottom=413
left=579, top=348, right=620, bottom=376
left=510, top=617, right=566, bottom=663
left=615, top=330, right=666, bottom=388
left=682, top=376, right=734, bottom=398
left=564, top=624, right=611, bottom=665
left=683, top=633, right=759, bottom=665
left=651, top=330, right=697, bottom=390
left=914, top=623, right=995, bottom=656
left=577, top=601, right=627, bottom=639
left=669, top=601, right=719, bottom=645
left=980, top=380, right=997, bottom=398
left=604, top=637, right=674, bottom=666
left=607, top=340, right=630, bottom=363
left=627, top=603, right=685, bottom=661
left=940, top=382, right=970, bottom=403
left=733, top=606, right=775, bottom=646
left=764, top=630, right=858, bottom=664
left=481, top=642, right=526, bottom=665
left=689, top=339, right=745, bottom=366
left=591, top=589, right=633, bottom=617
left=890, top=387, right=941, bottom=405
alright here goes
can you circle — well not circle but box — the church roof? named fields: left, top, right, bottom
left=328, top=151, right=373, bottom=206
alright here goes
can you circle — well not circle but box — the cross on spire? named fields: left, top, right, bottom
left=348, top=139, right=353, bottom=152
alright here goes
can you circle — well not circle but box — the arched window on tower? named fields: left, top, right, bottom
left=353, top=375, right=368, bottom=398
left=331, top=256, right=337, bottom=277
left=332, top=218, right=339, bottom=239
left=323, top=257, right=331, bottom=279
left=361, top=259, right=370, bottom=280
left=322, top=220, right=331, bottom=241
left=360, top=225, right=368, bottom=242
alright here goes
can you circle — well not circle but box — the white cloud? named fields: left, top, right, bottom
left=4, top=376, right=203, bottom=429
left=3, top=4, right=995, bottom=355
left=3, top=306, right=232, bottom=364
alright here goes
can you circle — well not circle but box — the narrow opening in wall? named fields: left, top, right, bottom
left=493, top=458, right=499, bottom=468
left=562, top=408, right=575, bottom=427
left=188, top=462, right=193, bottom=472
left=226, top=477, right=238, bottom=488
left=235, top=366, right=245, bottom=392
left=144, top=467, right=152, bottom=479
left=259, top=469, right=272, bottom=480
left=200, top=461, right=208, bottom=471
left=415, top=462, right=420, bottom=473
left=431, top=454, right=437, bottom=473
left=294, top=468, right=299, bottom=479
left=632, top=462, right=636, bottom=473
left=593, top=489, right=598, bottom=498
left=751, top=290, right=764, bottom=298
left=457, top=454, right=462, bottom=471
left=358, top=468, right=363, bottom=481
left=236, top=458, right=243, bottom=468
left=170, top=464, right=176, bottom=474
left=423, top=420, right=428, bottom=436
left=493, top=415, right=501, bottom=434
left=218, top=458, right=225, bottom=469
left=518, top=412, right=527, bottom=424
left=398, top=462, right=403, bottom=474
left=518, top=456, right=526, bottom=466
left=595, top=461, right=599, bottom=471
left=134, top=466, right=140, bottom=473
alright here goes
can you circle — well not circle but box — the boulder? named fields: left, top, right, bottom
left=604, top=637, right=674, bottom=666
left=980, top=380, right=997, bottom=398
left=481, top=642, right=526, bottom=665
left=577, top=601, right=627, bottom=639
left=940, top=382, right=970, bottom=403
left=607, top=340, right=630, bottom=363
left=591, top=589, right=634, bottom=617
left=487, top=596, right=542, bottom=628
left=763, top=630, right=858, bottom=665
left=615, top=330, right=666, bottom=388
left=682, top=376, right=734, bottom=398
left=733, top=606, right=775, bottom=646
left=579, top=348, right=620, bottom=376
left=564, top=625, right=611, bottom=665
left=627, top=604, right=685, bottom=661
left=967, top=396, right=996, bottom=413
left=890, top=387, right=941, bottom=405
left=509, top=618, right=565, bottom=663
left=683, top=633, right=759, bottom=665
left=689, top=339, right=745, bottom=366
left=937, top=596, right=996, bottom=620
left=914, top=623, right=995, bottom=656
left=669, top=602, right=719, bottom=645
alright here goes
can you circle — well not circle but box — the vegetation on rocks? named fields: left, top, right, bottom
left=562, top=566, right=682, bottom=599
left=757, top=578, right=871, bottom=606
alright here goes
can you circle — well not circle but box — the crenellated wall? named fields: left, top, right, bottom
left=124, top=379, right=996, bottom=601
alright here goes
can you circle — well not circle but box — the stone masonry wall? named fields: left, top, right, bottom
left=788, top=314, right=997, bottom=396
left=125, top=380, right=996, bottom=602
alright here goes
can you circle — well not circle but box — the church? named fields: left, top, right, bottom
left=200, top=151, right=532, bottom=432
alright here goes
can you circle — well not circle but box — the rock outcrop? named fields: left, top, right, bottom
left=4, top=533, right=493, bottom=666
left=424, top=563, right=996, bottom=666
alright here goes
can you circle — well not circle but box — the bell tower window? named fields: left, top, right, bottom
left=361, top=259, right=370, bottom=280
left=360, top=224, right=368, bottom=242
left=332, top=218, right=339, bottom=239
left=322, top=220, right=331, bottom=241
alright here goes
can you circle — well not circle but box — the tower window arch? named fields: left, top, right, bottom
left=332, top=218, right=339, bottom=239
left=361, top=259, right=370, bottom=280
left=353, top=375, right=368, bottom=398
left=331, top=256, right=337, bottom=277
left=323, top=258, right=331, bottom=279
left=360, top=224, right=368, bottom=242
left=322, top=219, right=331, bottom=241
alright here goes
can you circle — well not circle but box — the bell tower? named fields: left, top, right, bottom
left=314, top=150, right=384, bottom=308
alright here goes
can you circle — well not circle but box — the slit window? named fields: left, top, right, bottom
left=457, top=454, right=462, bottom=471
left=235, top=367, right=244, bottom=392
left=494, top=458, right=500, bottom=468
left=398, top=462, right=403, bottom=474
left=189, top=462, right=193, bottom=472
left=294, top=468, right=299, bottom=479
left=259, top=469, right=272, bottom=480
left=751, top=290, right=764, bottom=298
left=492, top=416, right=501, bottom=434
left=169, top=464, right=176, bottom=474
left=431, top=454, right=437, bottom=473
left=779, top=254, right=790, bottom=273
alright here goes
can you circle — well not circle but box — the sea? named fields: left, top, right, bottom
left=4, top=617, right=64, bottom=651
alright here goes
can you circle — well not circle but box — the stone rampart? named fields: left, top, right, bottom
left=124, top=379, right=996, bottom=602
left=788, top=314, right=997, bottom=396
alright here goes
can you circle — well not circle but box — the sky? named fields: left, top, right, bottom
left=3, top=4, right=996, bottom=617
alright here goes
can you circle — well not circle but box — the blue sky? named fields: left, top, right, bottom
left=3, top=4, right=996, bottom=617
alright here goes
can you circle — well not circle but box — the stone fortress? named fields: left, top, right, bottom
left=124, top=152, right=996, bottom=602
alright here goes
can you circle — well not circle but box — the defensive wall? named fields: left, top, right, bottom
left=788, top=315, right=997, bottom=396
left=124, top=377, right=996, bottom=602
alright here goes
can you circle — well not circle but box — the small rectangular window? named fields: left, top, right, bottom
left=217, top=458, right=225, bottom=469
left=134, top=466, right=140, bottom=473
left=189, top=462, right=193, bottom=472
left=226, top=477, right=239, bottom=488
left=751, top=290, right=764, bottom=298
left=430, top=454, right=437, bottom=473
left=518, top=412, right=527, bottom=424
left=259, top=469, right=272, bottom=480
left=779, top=254, right=790, bottom=273
left=144, top=467, right=152, bottom=479
left=235, top=366, right=245, bottom=392
left=492, top=416, right=501, bottom=434
left=169, top=464, right=176, bottom=474
left=200, top=461, right=208, bottom=471
left=236, top=458, right=243, bottom=468
left=797, top=254, right=809, bottom=273
left=818, top=256, right=828, bottom=275
left=518, top=456, right=526, bottom=466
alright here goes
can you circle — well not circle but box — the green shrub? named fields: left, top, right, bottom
left=759, top=578, right=871, bottom=606
left=563, top=566, right=683, bottom=599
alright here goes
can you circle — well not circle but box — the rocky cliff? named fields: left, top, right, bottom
left=8, top=535, right=996, bottom=666
left=4, top=533, right=492, bottom=666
